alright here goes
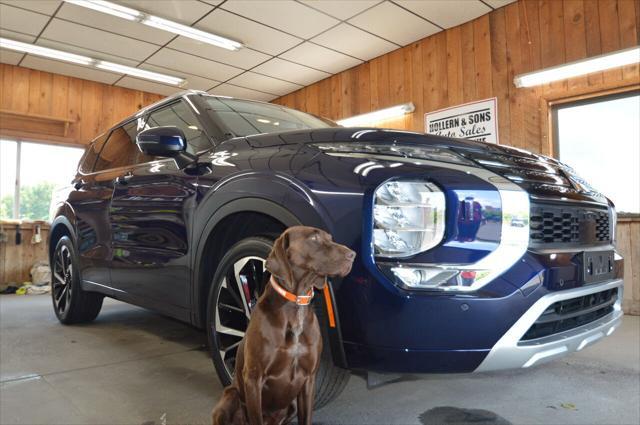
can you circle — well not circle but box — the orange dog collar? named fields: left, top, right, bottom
left=270, top=276, right=315, bottom=306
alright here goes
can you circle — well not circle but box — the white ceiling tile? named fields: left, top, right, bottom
left=116, top=76, right=180, bottom=96
left=0, top=0, right=62, bottom=15
left=195, top=8, right=301, bottom=56
left=311, top=23, right=397, bottom=61
left=0, top=27, right=35, bottom=64
left=227, top=71, right=301, bottom=96
left=209, top=84, right=276, bottom=102
left=280, top=41, right=361, bottom=74
left=222, top=0, right=338, bottom=39
left=300, top=0, right=380, bottom=20
left=167, top=37, right=270, bottom=70
left=253, top=58, right=330, bottom=86
left=20, top=55, right=121, bottom=84
left=56, top=2, right=173, bottom=45
left=145, top=48, right=243, bottom=81
left=200, top=0, right=222, bottom=5
left=140, top=62, right=219, bottom=91
left=0, top=4, right=50, bottom=36
left=0, top=49, right=23, bottom=65
left=36, top=38, right=140, bottom=66
left=395, top=0, right=491, bottom=29
left=349, top=2, right=440, bottom=46
left=41, top=18, right=159, bottom=61
left=483, top=0, right=518, bottom=9
left=116, top=0, right=214, bottom=24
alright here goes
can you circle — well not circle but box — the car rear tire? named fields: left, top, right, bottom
left=206, top=236, right=350, bottom=408
left=51, top=236, right=103, bottom=324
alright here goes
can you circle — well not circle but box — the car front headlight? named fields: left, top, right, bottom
left=373, top=181, right=446, bottom=257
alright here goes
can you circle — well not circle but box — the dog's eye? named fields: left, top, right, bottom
left=310, top=234, right=318, bottom=242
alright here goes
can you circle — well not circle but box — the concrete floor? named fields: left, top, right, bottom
left=1, top=295, right=638, bottom=425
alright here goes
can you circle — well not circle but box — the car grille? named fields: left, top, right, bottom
left=521, top=288, right=618, bottom=341
left=529, top=204, right=610, bottom=245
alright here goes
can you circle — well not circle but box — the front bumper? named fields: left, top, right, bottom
left=476, top=278, right=624, bottom=371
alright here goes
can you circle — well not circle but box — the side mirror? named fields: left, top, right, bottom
left=136, top=126, right=186, bottom=157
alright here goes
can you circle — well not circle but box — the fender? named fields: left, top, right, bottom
left=49, top=212, right=77, bottom=262
left=190, top=173, right=348, bottom=367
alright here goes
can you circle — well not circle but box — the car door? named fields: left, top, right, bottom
left=108, top=100, right=211, bottom=318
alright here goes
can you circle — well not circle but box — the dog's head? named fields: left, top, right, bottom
left=266, top=226, right=355, bottom=290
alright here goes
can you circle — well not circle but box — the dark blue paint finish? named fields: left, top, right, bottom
left=51, top=93, right=612, bottom=375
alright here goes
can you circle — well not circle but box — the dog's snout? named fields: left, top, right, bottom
left=345, top=250, right=356, bottom=261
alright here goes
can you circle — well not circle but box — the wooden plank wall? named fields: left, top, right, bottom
left=0, top=63, right=164, bottom=146
left=273, top=0, right=640, bottom=156
left=0, top=221, right=50, bottom=286
left=618, top=219, right=640, bottom=315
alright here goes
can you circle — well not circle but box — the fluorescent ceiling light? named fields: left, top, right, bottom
left=96, top=61, right=184, bottom=85
left=64, top=0, right=242, bottom=51
left=514, top=46, right=640, bottom=88
left=0, top=37, right=93, bottom=65
left=65, top=0, right=140, bottom=20
left=0, top=37, right=185, bottom=86
left=337, top=103, right=415, bottom=127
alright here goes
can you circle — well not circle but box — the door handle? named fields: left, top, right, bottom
left=115, top=172, right=133, bottom=185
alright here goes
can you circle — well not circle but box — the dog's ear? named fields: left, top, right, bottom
left=266, top=231, right=292, bottom=284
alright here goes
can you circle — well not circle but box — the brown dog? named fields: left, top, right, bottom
left=211, top=226, right=355, bottom=425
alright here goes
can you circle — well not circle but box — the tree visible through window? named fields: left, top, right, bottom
left=0, top=140, right=84, bottom=221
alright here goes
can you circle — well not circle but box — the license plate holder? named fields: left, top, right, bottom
left=577, top=250, right=615, bottom=284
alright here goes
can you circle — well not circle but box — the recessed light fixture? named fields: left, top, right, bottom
left=514, top=46, right=640, bottom=88
left=0, top=37, right=185, bottom=86
left=337, top=103, right=415, bottom=127
left=64, top=0, right=243, bottom=51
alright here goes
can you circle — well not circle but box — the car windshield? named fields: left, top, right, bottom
left=203, top=96, right=336, bottom=137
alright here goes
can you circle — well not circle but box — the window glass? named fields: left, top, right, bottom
left=1, top=141, right=83, bottom=220
left=146, top=100, right=212, bottom=154
left=94, top=119, right=152, bottom=171
left=204, top=96, right=335, bottom=137
left=79, top=132, right=108, bottom=174
left=556, top=92, right=640, bottom=213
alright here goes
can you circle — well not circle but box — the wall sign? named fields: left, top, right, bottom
left=425, top=97, right=499, bottom=144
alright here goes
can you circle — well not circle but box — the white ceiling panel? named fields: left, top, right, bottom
left=0, top=0, right=62, bottom=15
left=280, top=41, right=361, bottom=74
left=167, top=37, right=270, bottom=70
left=483, top=0, right=518, bottom=9
left=0, top=49, right=24, bottom=65
left=311, top=24, right=397, bottom=61
left=146, top=48, right=243, bottom=82
left=195, top=8, right=301, bottom=56
left=36, top=37, right=140, bottom=66
left=116, top=0, right=214, bottom=25
left=140, top=63, right=219, bottom=91
left=209, top=84, right=276, bottom=102
left=0, top=28, right=36, bottom=43
left=56, top=2, right=174, bottom=45
left=228, top=72, right=302, bottom=96
left=0, top=4, right=50, bottom=36
left=253, top=58, right=330, bottom=86
left=349, top=2, right=440, bottom=46
left=222, top=0, right=338, bottom=39
left=41, top=18, right=159, bottom=61
left=115, top=76, right=180, bottom=96
left=300, top=0, right=381, bottom=20
left=395, top=0, right=491, bottom=29
left=20, top=55, right=122, bottom=84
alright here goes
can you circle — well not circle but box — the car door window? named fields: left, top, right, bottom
left=146, top=100, right=212, bottom=154
left=79, top=132, right=109, bottom=174
left=94, top=119, right=152, bottom=171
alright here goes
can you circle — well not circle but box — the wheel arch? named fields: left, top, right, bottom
left=49, top=214, right=76, bottom=265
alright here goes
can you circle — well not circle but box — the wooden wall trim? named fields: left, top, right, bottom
left=0, top=63, right=164, bottom=147
left=273, top=0, right=640, bottom=156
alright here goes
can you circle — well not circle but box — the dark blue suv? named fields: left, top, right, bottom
left=49, top=90, right=624, bottom=405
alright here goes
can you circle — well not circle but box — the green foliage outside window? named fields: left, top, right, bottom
left=0, top=181, right=55, bottom=221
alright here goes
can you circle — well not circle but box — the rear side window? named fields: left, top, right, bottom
left=146, top=100, right=212, bottom=154
left=93, top=119, right=152, bottom=172
left=79, top=132, right=109, bottom=174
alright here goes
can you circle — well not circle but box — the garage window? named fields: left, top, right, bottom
left=0, top=140, right=84, bottom=221
left=553, top=91, right=640, bottom=213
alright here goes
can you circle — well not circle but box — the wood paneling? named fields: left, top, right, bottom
left=273, top=0, right=640, bottom=155
left=0, top=63, right=164, bottom=146
left=617, top=217, right=640, bottom=315
left=0, top=221, right=50, bottom=286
